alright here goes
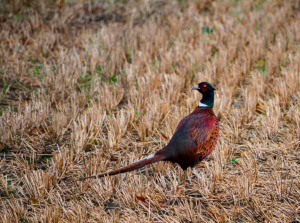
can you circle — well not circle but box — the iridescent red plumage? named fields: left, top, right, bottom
left=156, top=106, right=219, bottom=170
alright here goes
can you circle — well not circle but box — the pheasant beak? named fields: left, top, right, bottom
left=191, top=85, right=200, bottom=91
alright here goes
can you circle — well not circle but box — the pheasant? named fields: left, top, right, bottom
left=79, top=82, right=219, bottom=182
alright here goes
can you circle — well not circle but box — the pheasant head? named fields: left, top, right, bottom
left=192, top=82, right=216, bottom=108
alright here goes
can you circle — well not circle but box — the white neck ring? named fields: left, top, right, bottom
left=198, top=101, right=208, bottom=107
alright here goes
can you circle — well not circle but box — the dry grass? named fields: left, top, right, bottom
left=0, top=0, right=300, bottom=222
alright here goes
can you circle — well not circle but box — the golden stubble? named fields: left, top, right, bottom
left=0, top=0, right=299, bottom=222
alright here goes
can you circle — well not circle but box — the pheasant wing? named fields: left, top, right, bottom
left=188, top=113, right=217, bottom=153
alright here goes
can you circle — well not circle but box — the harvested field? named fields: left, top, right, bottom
left=0, top=0, right=300, bottom=222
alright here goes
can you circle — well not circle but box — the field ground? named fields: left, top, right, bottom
left=0, top=0, right=300, bottom=222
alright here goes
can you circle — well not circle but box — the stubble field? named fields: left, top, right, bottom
left=0, top=0, right=300, bottom=222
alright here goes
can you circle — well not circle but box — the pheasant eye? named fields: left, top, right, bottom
left=203, top=84, right=207, bottom=87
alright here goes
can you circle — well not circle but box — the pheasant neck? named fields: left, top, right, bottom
left=199, top=92, right=214, bottom=108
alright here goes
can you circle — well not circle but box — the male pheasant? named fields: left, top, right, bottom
left=80, top=82, right=219, bottom=182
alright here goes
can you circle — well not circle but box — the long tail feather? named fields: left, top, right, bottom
left=78, top=154, right=166, bottom=181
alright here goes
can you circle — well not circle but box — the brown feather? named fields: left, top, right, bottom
left=78, top=154, right=166, bottom=181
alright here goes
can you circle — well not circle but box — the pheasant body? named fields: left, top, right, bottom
left=78, top=82, right=219, bottom=182
left=157, top=107, right=219, bottom=170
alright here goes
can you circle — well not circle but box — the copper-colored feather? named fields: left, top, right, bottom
left=79, top=154, right=166, bottom=180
